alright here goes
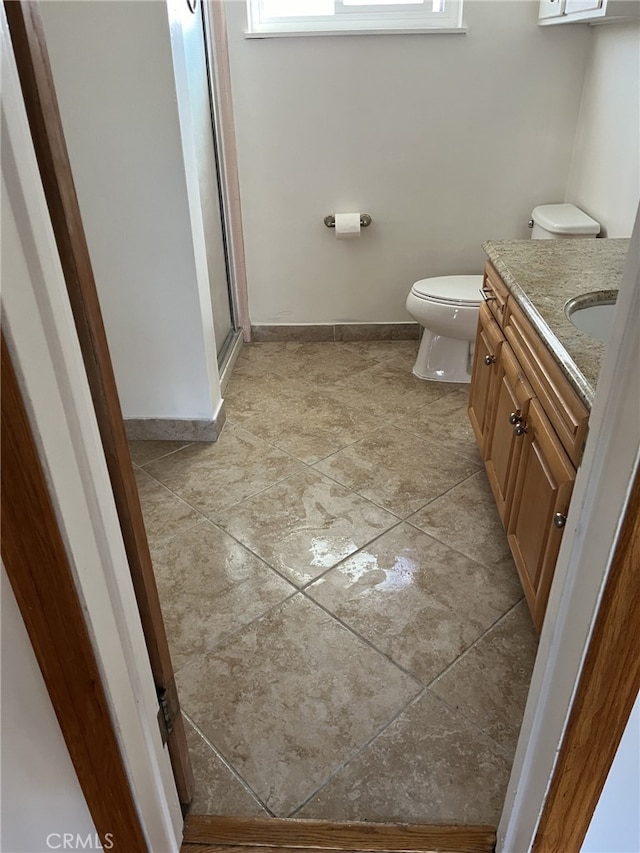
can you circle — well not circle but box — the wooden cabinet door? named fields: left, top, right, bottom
left=484, top=342, right=534, bottom=528
left=468, top=303, right=504, bottom=454
left=508, top=399, right=576, bottom=632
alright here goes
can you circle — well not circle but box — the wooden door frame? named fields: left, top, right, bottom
left=533, top=467, right=639, bottom=850
left=1, top=337, right=148, bottom=853
left=3, top=2, right=638, bottom=850
left=4, top=0, right=193, bottom=807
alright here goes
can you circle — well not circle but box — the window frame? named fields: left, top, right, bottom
left=245, top=0, right=466, bottom=37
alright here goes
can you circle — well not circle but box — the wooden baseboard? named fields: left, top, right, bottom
left=181, top=816, right=496, bottom=853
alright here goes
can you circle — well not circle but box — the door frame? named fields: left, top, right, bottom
left=4, top=0, right=194, bottom=807
left=1, top=6, right=182, bottom=849
left=4, top=1, right=639, bottom=850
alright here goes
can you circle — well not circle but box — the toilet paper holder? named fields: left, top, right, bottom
left=324, top=214, right=372, bottom=229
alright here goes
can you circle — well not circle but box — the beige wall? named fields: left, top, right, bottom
left=225, top=0, right=591, bottom=324
left=566, top=21, right=640, bottom=238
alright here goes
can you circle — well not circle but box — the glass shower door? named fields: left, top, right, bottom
left=185, top=0, right=236, bottom=366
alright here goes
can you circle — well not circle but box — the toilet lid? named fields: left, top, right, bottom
left=411, top=275, right=483, bottom=305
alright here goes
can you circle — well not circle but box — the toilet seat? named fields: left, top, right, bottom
left=411, top=275, right=483, bottom=306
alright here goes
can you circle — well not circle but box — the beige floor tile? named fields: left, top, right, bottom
left=144, top=424, right=303, bottom=517
left=213, top=469, right=398, bottom=587
left=314, top=425, right=480, bottom=518
left=326, top=361, right=462, bottom=422
left=431, top=601, right=537, bottom=755
left=384, top=347, right=424, bottom=373
left=307, top=524, right=523, bottom=684
left=176, top=595, right=420, bottom=816
left=235, top=342, right=373, bottom=386
left=295, top=690, right=510, bottom=824
left=223, top=372, right=304, bottom=425
left=149, top=520, right=295, bottom=670
left=409, top=469, right=512, bottom=568
left=241, top=390, right=380, bottom=465
left=390, top=390, right=482, bottom=465
left=128, top=440, right=191, bottom=467
left=336, top=341, right=418, bottom=364
left=134, top=468, right=203, bottom=543
left=185, top=718, right=268, bottom=816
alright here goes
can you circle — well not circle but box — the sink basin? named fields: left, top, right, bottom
left=565, top=292, right=618, bottom=344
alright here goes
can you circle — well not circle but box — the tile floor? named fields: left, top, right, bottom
left=130, top=340, right=538, bottom=824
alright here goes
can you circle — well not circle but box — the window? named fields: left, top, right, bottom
left=246, top=0, right=465, bottom=36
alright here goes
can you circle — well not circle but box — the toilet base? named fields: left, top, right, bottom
left=412, top=328, right=472, bottom=384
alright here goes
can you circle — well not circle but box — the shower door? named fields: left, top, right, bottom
left=185, top=0, right=237, bottom=366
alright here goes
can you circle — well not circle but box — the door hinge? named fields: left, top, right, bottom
left=157, top=685, right=179, bottom=745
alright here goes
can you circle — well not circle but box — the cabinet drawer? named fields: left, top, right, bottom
left=482, top=262, right=509, bottom=324
left=505, top=299, right=588, bottom=466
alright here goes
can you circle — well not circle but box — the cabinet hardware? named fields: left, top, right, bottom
left=509, top=412, right=522, bottom=425
left=479, top=288, right=497, bottom=303
left=514, top=423, right=528, bottom=436
left=484, top=354, right=496, bottom=366
left=553, top=512, right=567, bottom=529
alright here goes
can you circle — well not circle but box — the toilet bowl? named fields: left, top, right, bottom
left=406, top=203, right=601, bottom=383
left=406, top=276, right=483, bottom=382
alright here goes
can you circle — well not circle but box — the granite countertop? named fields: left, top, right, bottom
left=482, top=238, right=630, bottom=408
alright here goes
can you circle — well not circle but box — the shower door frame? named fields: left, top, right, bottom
left=201, top=0, right=251, bottom=356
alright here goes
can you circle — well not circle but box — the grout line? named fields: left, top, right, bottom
left=400, top=468, right=483, bottom=520
left=287, top=687, right=428, bottom=818
left=147, top=516, right=210, bottom=550
left=299, top=585, right=424, bottom=690
left=137, top=442, right=194, bottom=469
left=182, top=711, right=275, bottom=817
left=296, top=518, right=406, bottom=594
left=421, top=687, right=514, bottom=761
left=164, top=541, right=300, bottom=660
left=401, top=468, right=516, bottom=571
left=427, top=597, right=528, bottom=690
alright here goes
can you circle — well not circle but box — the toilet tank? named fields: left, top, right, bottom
left=530, top=203, right=600, bottom=240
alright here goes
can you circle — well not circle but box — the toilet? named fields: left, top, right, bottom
left=406, top=203, right=601, bottom=383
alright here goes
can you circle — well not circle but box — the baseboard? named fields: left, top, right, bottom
left=250, top=323, right=420, bottom=343
left=125, top=402, right=226, bottom=443
left=181, top=815, right=496, bottom=853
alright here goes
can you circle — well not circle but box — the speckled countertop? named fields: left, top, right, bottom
left=483, top=238, right=630, bottom=408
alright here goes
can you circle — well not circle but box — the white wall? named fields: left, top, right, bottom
left=566, top=21, right=640, bottom=238
left=40, top=0, right=221, bottom=421
left=225, top=0, right=591, bottom=324
left=582, top=694, right=640, bottom=853
left=1, top=567, right=98, bottom=853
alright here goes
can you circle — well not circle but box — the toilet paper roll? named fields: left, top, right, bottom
left=334, top=212, right=361, bottom=240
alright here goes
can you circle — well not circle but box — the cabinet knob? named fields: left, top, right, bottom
left=484, top=354, right=496, bottom=366
left=554, top=512, right=567, bottom=529
left=514, top=423, right=528, bottom=436
left=509, top=412, right=522, bottom=425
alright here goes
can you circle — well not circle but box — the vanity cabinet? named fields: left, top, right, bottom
left=469, top=262, right=589, bottom=632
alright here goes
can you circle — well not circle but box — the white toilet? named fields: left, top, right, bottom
left=406, top=203, right=601, bottom=383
